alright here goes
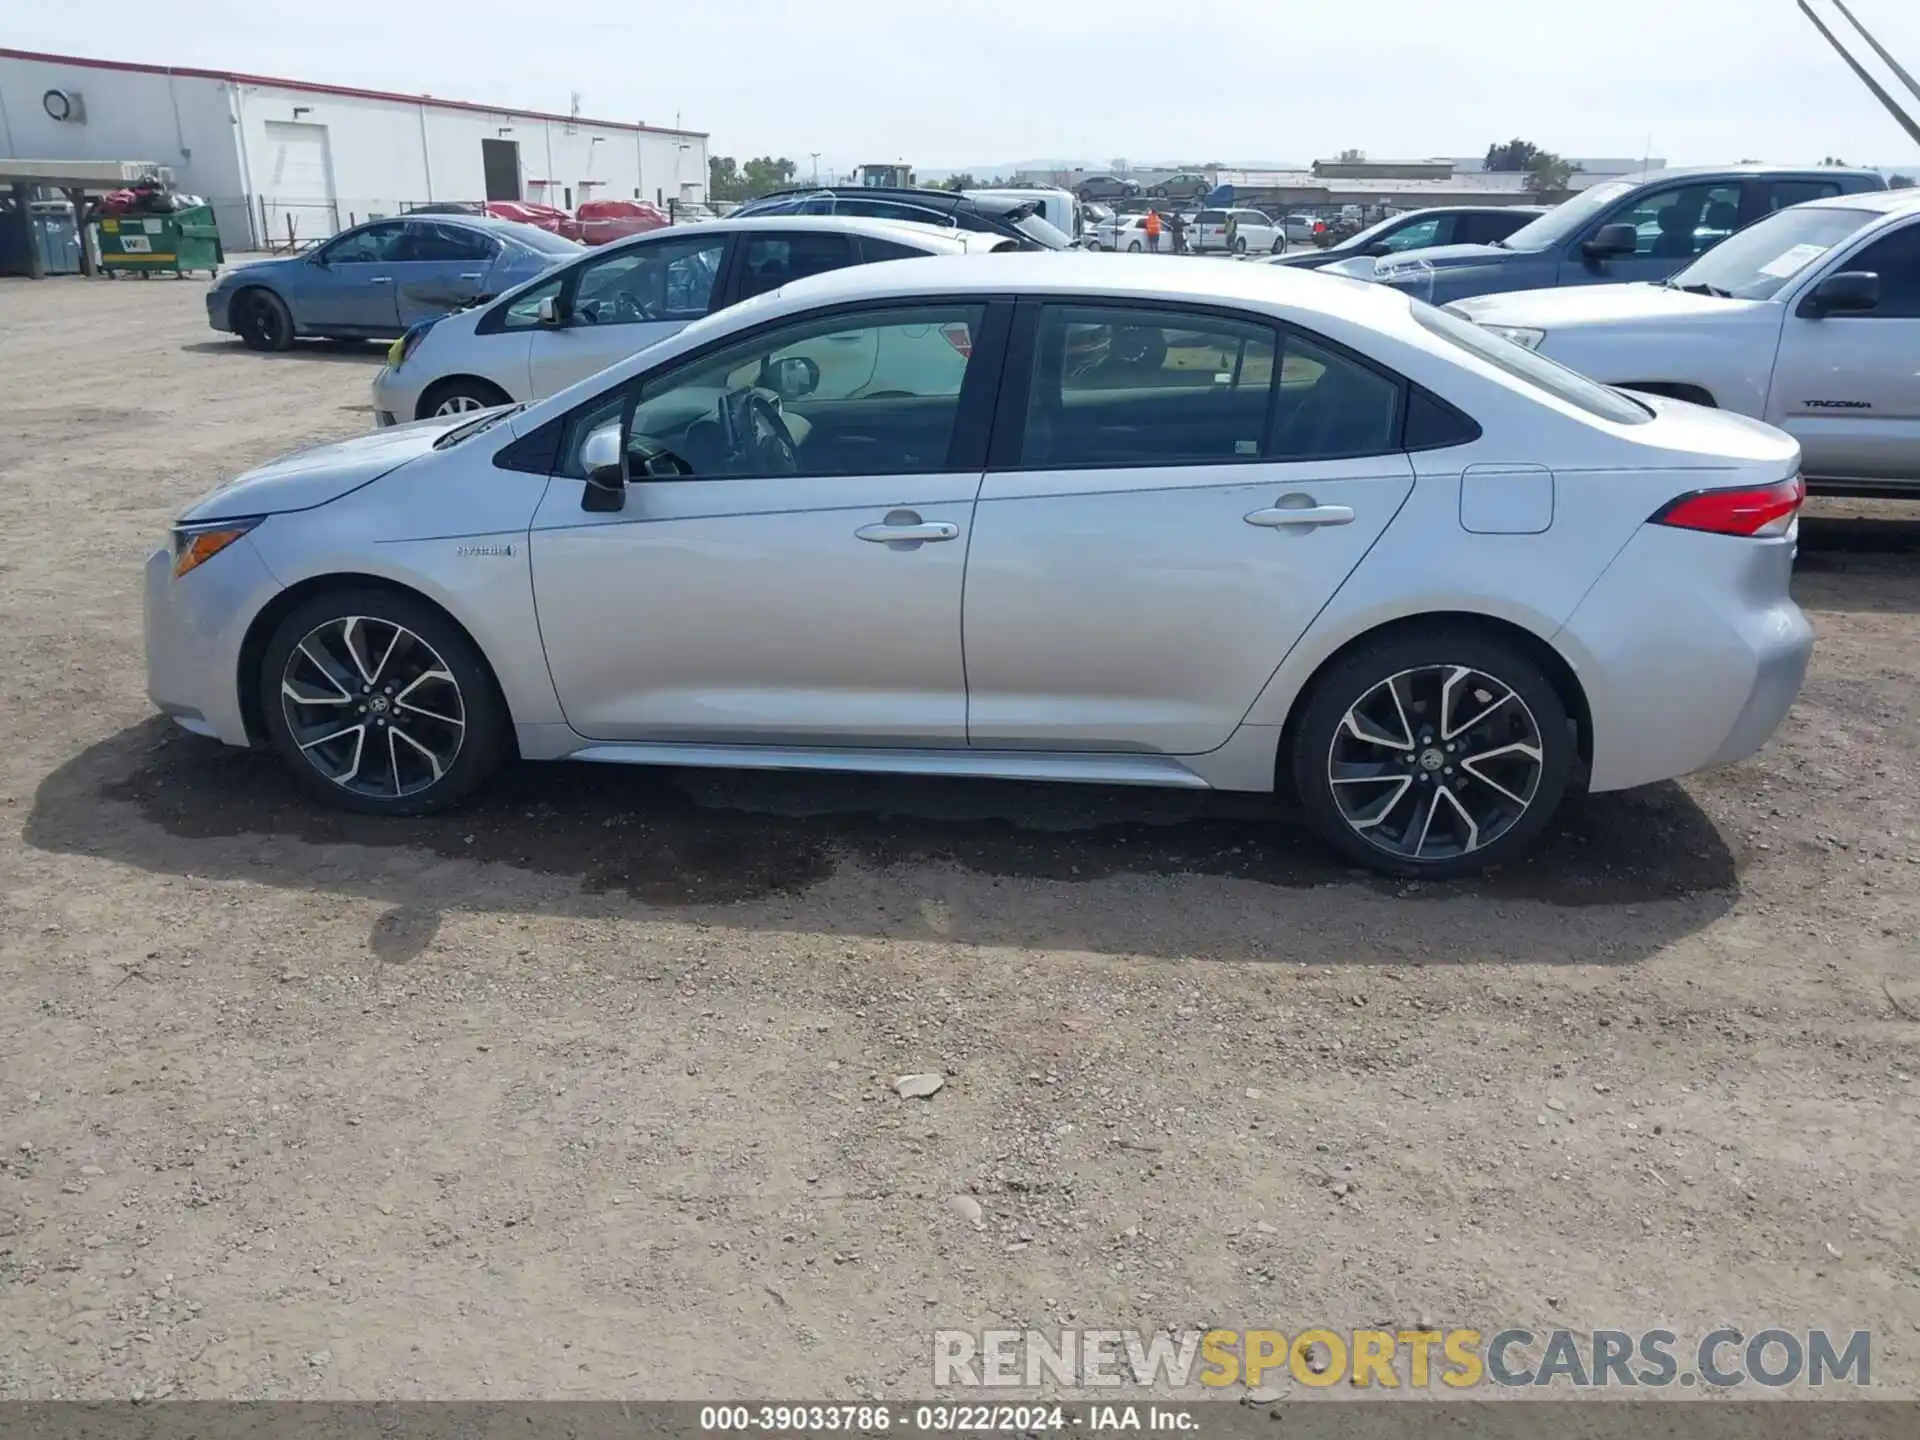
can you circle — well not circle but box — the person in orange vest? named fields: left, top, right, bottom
left=1144, top=208, right=1162, bottom=253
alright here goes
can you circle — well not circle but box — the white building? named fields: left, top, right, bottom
left=0, top=47, right=707, bottom=250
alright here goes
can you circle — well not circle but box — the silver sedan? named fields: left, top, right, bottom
left=145, top=255, right=1812, bottom=876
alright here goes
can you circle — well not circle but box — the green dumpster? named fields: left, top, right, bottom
left=94, top=205, right=223, bottom=279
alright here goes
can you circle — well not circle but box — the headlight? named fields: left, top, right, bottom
left=172, top=517, right=262, bottom=578
left=1480, top=324, right=1547, bottom=351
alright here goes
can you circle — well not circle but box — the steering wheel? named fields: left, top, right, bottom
left=613, top=291, right=657, bottom=323
left=718, top=390, right=799, bottom=474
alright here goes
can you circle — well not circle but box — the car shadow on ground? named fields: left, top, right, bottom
left=178, top=340, right=388, bottom=364
left=25, top=717, right=1738, bottom=965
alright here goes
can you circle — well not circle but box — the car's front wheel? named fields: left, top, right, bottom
left=418, top=377, right=513, bottom=420
left=1290, top=628, right=1573, bottom=877
left=233, top=288, right=294, bottom=351
left=1270, top=236, right=1286, bottom=254
left=260, top=588, right=507, bottom=815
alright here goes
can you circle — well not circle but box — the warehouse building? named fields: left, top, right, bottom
left=0, top=47, right=707, bottom=251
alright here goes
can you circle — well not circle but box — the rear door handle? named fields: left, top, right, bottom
left=1245, top=502, right=1355, bottom=529
left=458, top=271, right=483, bottom=280
left=368, top=276, right=393, bottom=285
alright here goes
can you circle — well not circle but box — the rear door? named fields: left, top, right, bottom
left=393, top=221, right=501, bottom=325
left=1768, top=217, right=1920, bottom=486
left=962, top=300, right=1416, bottom=754
left=526, top=230, right=732, bottom=396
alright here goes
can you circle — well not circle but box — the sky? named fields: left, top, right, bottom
left=9, top=0, right=1920, bottom=173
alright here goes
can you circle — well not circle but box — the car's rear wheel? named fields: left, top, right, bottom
left=1290, top=628, right=1573, bottom=877
left=1127, top=240, right=1143, bottom=252
left=234, top=288, right=294, bottom=352
left=1233, top=236, right=1249, bottom=255
left=260, top=589, right=507, bottom=815
left=418, top=377, right=513, bottom=420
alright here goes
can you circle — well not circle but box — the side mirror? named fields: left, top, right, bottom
left=1799, top=270, right=1879, bottom=318
left=579, top=422, right=625, bottom=512
left=771, top=355, right=819, bottom=401
left=536, top=294, right=564, bottom=327
left=1582, top=223, right=1639, bottom=261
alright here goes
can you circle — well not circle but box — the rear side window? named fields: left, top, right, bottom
left=1418, top=303, right=1650, bottom=425
left=1018, top=304, right=1278, bottom=468
left=402, top=222, right=496, bottom=262
left=1268, top=333, right=1403, bottom=460
left=1764, top=179, right=1843, bottom=212
left=734, top=232, right=858, bottom=301
left=1196, top=210, right=1226, bottom=225
left=860, top=236, right=933, bottom=262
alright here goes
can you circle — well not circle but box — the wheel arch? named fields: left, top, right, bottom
left=226, top=282, right=287, bottom=332
left=415, top=374, right=514, bottom=422
left=237, top=572, right=516, bottom=753
left=1271, top=610, right=1593, bottom=796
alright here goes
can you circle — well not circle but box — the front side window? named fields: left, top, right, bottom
left=1419, top=302, right=1650, bottom=425
left=566, top=303, right=987, bottom=482
left=321, top=222, right=406, bottom=264
left=570, top=235, right=727, bottom=326
left=1383, top=216, right=1443, bottom=251
left=500, top=274, right=562, bottom=331
left=1614, top=182, right=1743, bottom=259
left=1833, top=223, right=1920, bottom=318
left=735, top=232, right=859, bottom=302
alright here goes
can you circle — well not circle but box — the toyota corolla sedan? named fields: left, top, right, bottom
left=147, top=255, right=1811, bottom=877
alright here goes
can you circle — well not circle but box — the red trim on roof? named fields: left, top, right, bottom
left=0, top=46, right=707, bottom=138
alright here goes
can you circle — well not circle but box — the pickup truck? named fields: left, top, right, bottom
left=1365, top=164, right=1889, bottom=306
left=1450, top=190, right=1920, bottom=497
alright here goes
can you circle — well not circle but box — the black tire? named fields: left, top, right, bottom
left=417, top=376, right=513, bottom=421
left=1233, top=236, right=1249, bottom=255
left=1289, top=627, right=1573, bottom=878
left=260, top=587, right=507, bottom=816
left=1270, top=237, right=1286, bottom=254
left=234, top=287, right=294, bottom=351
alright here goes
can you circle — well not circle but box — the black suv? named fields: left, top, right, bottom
left=732, top=187, right=1069, bottom=249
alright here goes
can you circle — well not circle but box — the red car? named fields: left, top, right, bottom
left=478, top=200, right=584, bottom=242
left=574, top=198, right=672, bottom=245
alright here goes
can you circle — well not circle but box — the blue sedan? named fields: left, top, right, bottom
left=206, top=215, right=581, bottom=351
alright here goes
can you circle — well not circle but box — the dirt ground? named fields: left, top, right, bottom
left=0, top=275, right=1916, bottom=1404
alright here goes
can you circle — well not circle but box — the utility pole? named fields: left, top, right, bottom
left=810, top=152, right=821, bottom=185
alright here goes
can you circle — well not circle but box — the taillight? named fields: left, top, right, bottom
left=1650, top=475, right=1804, bottom=538
left=940, top=322, right=973, bottom=358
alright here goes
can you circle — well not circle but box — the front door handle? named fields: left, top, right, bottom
left=1245, top=500, right=1356, bottom=529
left=855, top=509, right=960, bottom=548
left=855, top=521, right=960, bottom=543
left=458, top=271, right=483, bottom=280
left=368, top=276, right=393, bottom=285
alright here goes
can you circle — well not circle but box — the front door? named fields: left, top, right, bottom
left=529, top=299, right=1004, bottom=745
left=306, top=221, right=407, bottom=331
left=1769, top=219, right=1920, bottom=486
left=526, top=231, right=732, bottom=398
left=963, top=302, right=1415, bottom=754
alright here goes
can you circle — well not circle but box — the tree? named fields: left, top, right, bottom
left=1892, top=173, right=1917, bottom=188
left=940, top=173, right=980, bottom=192
left=1821, top=155, right=1852, bottom=166
left=740, top=156, right=799, bottom=196
left=1484, top=139, right=1542, bottom=172
left=707, top=156, right=745, bottom=202
left=1524, top=151, right=1578, bottom=193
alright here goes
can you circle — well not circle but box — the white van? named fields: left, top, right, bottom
left=965, top=188, right=1083, bottom=245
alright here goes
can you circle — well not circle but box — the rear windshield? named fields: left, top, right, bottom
left=504, top=224, right=583, bottom=255
left=1415, top=303, right=1651, bottom=425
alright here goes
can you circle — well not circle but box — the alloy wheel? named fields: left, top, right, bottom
left=1325, top=664, right=1545, bottom=863
left=245, top=295, right=283, bottom=348
left=279, top=616, right=466, bottom=799
left=433, top=393, right=491, bottom=416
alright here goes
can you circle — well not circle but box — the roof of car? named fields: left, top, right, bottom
left=1797, top=188, right=1920, bottom=215
left=767, top=251, right=1410, bottom=322
left=749, top=186, right=975, bottom=209
left=589, top=215, right=988, bottom=255
left=1608, top=163, right=1886, bottom=184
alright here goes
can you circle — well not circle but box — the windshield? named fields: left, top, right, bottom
left=1664, top=206, right=1874, bottom=300
left=505, top=224, right=583, bottom=255
left=1414, top=302, right=1651, bottom=425
left=1497, top=181, right=1637, bottom=252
